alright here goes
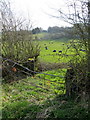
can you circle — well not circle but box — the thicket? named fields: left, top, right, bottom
left=57, top=0, right=90, bottom=117
left=1, top=0, right=40, bottom=81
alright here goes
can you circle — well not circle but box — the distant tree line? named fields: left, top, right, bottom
left=31, top=26, right=82, bottom=40
left=47, top=26, right=77, bottom=40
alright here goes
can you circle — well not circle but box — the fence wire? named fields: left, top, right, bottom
left=2, top=57, right=66, bottom=95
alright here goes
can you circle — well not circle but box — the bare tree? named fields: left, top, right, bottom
left=0, top=0, right=40, bottom=81
left=0, top=0, right=40, bottom=62
left=57, top=0, right=90, bottom=115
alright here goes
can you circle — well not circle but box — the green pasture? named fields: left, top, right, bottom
left=2, top=68, right=88, bottom=119
left=33, top=32, right=48, bottom=39
left=38, top=39, right=86, bottom=63
left=2, top=69, right=66, bottom=118
left=2, top=31, right=86, bottom=64
left=2, top=33, right=87, bottom=119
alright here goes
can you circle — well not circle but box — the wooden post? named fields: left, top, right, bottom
left=86, top=1, right=90, bottom=117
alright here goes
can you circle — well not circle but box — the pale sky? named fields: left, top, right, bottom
left=10, top=0, right=71, bottom=30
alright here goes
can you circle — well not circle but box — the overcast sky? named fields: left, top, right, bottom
left=10, top=0, right=71, bottom=30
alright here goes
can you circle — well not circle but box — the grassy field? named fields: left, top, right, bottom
left=33, top=32, right=48, bottom=39
left=38, top=39, right=86, bottom=63
left=2, top=69, right=65, bottom=118
left=2, top=36, right=87, bottom=119
left=2, top=69, right=88, bottom=119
